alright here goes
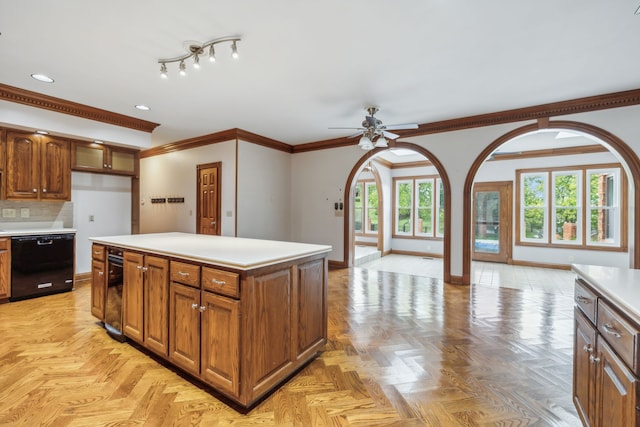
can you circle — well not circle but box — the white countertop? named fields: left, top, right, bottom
left=572, top=264, right=640, bottom=324
left=89, top=232, right=332, bottom=270
left=0, top=221, right=76, bottom=237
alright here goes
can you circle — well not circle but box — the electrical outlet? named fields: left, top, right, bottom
left=89, top=214, right=95, bottom=222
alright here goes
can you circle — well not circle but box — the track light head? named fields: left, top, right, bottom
left=231, top=41, right=239, bottom=59
left=158, top=35, right=240, bottom=77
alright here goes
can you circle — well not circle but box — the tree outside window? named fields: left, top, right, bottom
left=353, top=182, right=363, bottom=233
left=396, top=181, right=412, bottom=234
left=393, top=176, right=444, bottom=238
left=522, top=174, right=546, bottom=241
left=416, top=180, right=433, bottom=235
left=553, top=172, right=580, bottom=243
left=366, top=182, right=379, bottom=232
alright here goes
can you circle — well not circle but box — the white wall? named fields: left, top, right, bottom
left=139, top=141, right=237, bottom=236
left=237, top=141, right=291, bottom=241
left=72, top=172, right=132, bottom=274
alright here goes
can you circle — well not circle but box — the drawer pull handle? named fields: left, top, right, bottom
left=98, top=271, right=104, bottom=276
left=575, top=296, right=592, bottom=304
left=602, top=324, right=622, bottom=338
left=211, top=279, right=226, bottom=285
left=589, top=355, right=600, bottom=364
left=583, top=344, right=592, bottom=353
left=177, top=271, right=190, bottom=277
left=93, top=251, right=101, bottom=255
left=191, top=303, right=198, bottom=309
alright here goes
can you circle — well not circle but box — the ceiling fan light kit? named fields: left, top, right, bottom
left=158, top=35, right=241, bottom=78
left=330, top=106, right=418, bottom=150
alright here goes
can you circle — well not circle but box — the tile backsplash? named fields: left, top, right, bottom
left=0, top=201, right=73, bottom=228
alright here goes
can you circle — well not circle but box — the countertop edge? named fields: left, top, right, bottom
left=89, top=234, right=332, bottom=271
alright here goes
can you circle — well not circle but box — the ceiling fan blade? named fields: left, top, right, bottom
left=328, top=127, right=364, bottom=130
left=381, top=130, right=400, bottom=139
left=383, top=123, right=419, bottom=131
left=348, top=131, right=365, bottom=138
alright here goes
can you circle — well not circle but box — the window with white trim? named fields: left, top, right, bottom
left=393, top=176, right=444, bottom=238
left=354, top=180, right=378, bottom=235
left=517, top=165, right=624, bottom=249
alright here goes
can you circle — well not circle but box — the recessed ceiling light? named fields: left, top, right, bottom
left=93, top=140, right=104, bottom=144
left=135, top=104, right=150, bottom=111
left=35, top=130, right=49, bottom=135
left=31, top=74, right=54, bottom=83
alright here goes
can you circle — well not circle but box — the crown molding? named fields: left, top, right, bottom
left=0, top=83, right=159, bottom=133
left=296, top=88, right=640, bottom=153
left=140, top=128, right=292, bottom=158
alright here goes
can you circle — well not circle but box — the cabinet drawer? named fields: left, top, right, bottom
left=170, top=261, right=200, bottom=288
left=202, top=267, right=239, bottom=298
left=0, top=238, right=9, bottom=251
left=597, top=300, right=640, bottom=374
left=92, top=244, right=105, bottom=261
left=575, top=278, right=597, bottom=323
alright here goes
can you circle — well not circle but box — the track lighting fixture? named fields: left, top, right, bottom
left=158, top=35, right=241, bottom=78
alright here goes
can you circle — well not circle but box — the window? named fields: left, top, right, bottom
left=517, top=165, right=624, bottom=249
left=354, top=180, right=379, bottom=235
left=393, top=176, right=444, bottom=238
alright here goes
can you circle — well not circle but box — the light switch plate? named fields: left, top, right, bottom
left=2, top=208, right=16, bottom=218
left=20, top=208, right=30, bottom=218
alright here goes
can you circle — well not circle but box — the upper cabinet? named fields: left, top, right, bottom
left=5, top=131, right=71, bottom=201
left=72, top=141, right=138, bottom=176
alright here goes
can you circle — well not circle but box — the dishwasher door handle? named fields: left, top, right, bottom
left=37, top=239, right=54, bottom=246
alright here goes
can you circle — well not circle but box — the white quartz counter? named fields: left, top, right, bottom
left=572, top=264, right=640, bottom=324
left=0, top=224, right=76, bottom=237
left=89, top=232, right=332, bottom=270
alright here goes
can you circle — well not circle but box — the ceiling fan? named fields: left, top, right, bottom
left=329, top=107, right=418, bottom=150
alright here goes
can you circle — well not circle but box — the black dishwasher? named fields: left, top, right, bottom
left=10, top=233, right=75, bottom=301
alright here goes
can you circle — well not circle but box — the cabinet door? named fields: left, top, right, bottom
left=201, top=292, right=240, bottom=397
left=597, top=338, right=638, bottom=427
left=122, top=252, right=145, bottom=343
left=169, top=282, right=201, bottom=376
left=6, top=131, right=39, bottom=199
left=110, top=148, right=137, bottom=175
left=91, top=259, right=106, bottom=320
left=40, top=136, right=70, bottom=200
left=72, top=142, right=108, bottom=171
left=144, top=256, right=169, bottom=357
left=573, top=308, right=597, bottom=427
left=0, top=238, right=10, bottom=300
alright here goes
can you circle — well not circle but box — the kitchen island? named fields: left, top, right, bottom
left=572, top=264, right=640, bottom=426
left=89, top=232, right=331, bottom=408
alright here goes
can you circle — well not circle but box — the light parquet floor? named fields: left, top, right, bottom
left=0, top=265, right=581, bottom=426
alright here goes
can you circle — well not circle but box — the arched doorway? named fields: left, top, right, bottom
left=342, top=142, right=454, bottom=283
left=463, top=121, right=640, bottom=285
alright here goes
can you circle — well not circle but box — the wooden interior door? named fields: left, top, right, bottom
left=197, top=162, right=221, bottom=235
left=472, top=181, right=512, bottom=263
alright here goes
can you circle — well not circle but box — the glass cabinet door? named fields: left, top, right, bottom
left=110, top=149, right=136, bottom=174
left=73, top=143, right=107, bottom=170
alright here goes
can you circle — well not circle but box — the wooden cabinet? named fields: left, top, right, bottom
left=0, top=237, right=10, bottom=301
left=72, top=141, right=138, bottom=176
left=574, top=307, right=597, bottom=426
left=97, top=240, right=328, bottom=408
left=5, top=131, right=70, bottom=200
left=573, top=276, right=640, bottom=427
left=90, top=244, right=106, bottom=320
left=122, top=251, right=168, bottom=356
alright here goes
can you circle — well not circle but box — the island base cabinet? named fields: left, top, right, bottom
left=144, top=256, right=169, bottom=357
left=201, top=292, right=240, bottom=398
left=574, top=308, right=597, bottom=427
left=169, top=282, right=201, bottom=376
left=596, top=339, right=638, bottom=427
left=91, top=259, right=106, bottom=320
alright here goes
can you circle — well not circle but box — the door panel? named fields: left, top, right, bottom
left=197, top=163, right=221, bottom=235
left=472, top=182, right=512, bottom=263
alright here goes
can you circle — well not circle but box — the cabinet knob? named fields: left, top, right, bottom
left=32, top=188, right=37, bottom=193
left=98, top=271, right=104, bottom=276
left=191, top=303, right=198, bottom=309
left=582, top=344, right=592, bottom=353
left=104, top=164, right=108, bottom=168
left=589, top=354, right=600, bottom=364
left=42, top=188, right=47, bottom=193
left=199, top=305, right=206, bottom=312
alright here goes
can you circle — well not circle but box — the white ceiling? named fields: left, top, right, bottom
left=1, top=1, right=639, bottom=149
